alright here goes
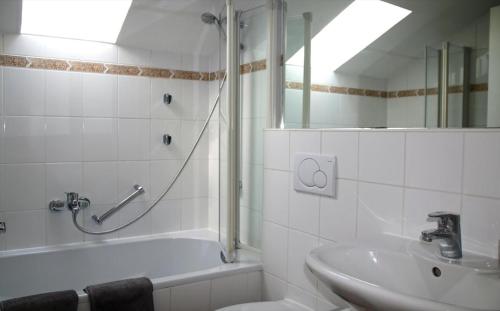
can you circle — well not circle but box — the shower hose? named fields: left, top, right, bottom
left=71, top=74, right=227, bottom=235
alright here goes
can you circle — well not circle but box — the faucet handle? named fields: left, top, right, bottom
left=428, top=211, right=460, bottom=229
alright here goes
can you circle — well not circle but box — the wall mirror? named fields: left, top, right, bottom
left=283, top=0, right=500, bottom=129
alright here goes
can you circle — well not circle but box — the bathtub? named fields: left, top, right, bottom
left=0, top=229, right=262, bottom=311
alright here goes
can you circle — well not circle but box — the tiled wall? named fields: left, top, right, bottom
left=261, top=128, right=500, bottom=310
left=0, top=34, right=212, bottom=251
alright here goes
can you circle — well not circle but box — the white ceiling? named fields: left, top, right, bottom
left=0, top=0, right=499, bottom=77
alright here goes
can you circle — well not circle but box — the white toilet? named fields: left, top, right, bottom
left=216, top=300, right=313, bottom=311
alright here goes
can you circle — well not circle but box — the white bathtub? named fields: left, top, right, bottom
left=0, top=230, right=262, bottom=311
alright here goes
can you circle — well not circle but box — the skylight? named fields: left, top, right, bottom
left=21, top=0, right=133, bottom=43
left=287, top=0, right=411, bottom=71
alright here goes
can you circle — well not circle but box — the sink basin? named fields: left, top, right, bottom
left=306, top=237, right=500, bottom=311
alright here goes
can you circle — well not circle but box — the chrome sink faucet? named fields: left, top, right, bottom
left=421, top=211, right=462, bottom=259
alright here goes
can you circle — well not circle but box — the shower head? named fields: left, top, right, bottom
left=201, top=12, right=219, bottom=25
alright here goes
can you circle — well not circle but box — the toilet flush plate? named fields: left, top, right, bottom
left=293, top=153, right=336, bottom=197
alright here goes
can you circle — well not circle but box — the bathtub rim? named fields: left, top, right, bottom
left=0, top=229, right=262, bottom=303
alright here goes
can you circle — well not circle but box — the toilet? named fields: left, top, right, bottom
left=216, top=300, right=313, bottom=311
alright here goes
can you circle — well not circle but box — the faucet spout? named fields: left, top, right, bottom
left=421, top=212, right=462, bottom=259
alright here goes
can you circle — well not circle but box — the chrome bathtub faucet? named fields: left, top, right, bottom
left=48, top=192, right=91, bottom=212
left=421, top=211, right=462, bottom=259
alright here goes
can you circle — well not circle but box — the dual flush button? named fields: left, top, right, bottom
left=294, top=153, right=336, bottom=197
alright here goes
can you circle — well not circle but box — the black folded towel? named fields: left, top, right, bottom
left=84, top=277, right=154, bottom=311
left=0, top=290, right=78, bottom=311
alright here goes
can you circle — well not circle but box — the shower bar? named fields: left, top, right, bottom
left=92, top=184, right=145, bottom=225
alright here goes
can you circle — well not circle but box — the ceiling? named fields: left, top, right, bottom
left=0, top=0, right=499, bottom=78
left=0, top=0, right=264, bottom=56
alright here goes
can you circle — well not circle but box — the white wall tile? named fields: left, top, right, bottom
left=4, top=68, right=44, bottom=116
left=463, top=132, right=500, bottom=198
left=83, top=118, right=117, bottom=161
left=289, top=178, right=320, bottom=235
left=462, top=196, right=500, bottom=258
left=170, top=280, right=210, bottom=311
left=46, top=209, right=84, bottom=246
left=0, top=164, right=45, bottom=212
left=287, top=230, right=318, bottom=293
left=181, top=159, right=208, bottom=198
left=211, top=274, right=249, bottom=310
left=181, top=198, right=208, bottom=230
left=150, top=160, right=182, bottom=201
left=3, top=34, right=46, bottom=57
left=5, top=210, right=45, bottom=250
left=264, top=130, right=289, bottom=171
left=45, top=117, right=83, bottom=162
left=2, top=116, right=45, bottom=163
left=319, top=180, right=357, bottom=242
left=403, top=189, right=461, bottom=240
left=181, top=81, right=208, bottom=121
left=118, top=161, right=150, bottom=202
left=321, top=132, right=358, bottom=179
left=150, top=119, right=182, bottom=160
left=118, top=76, right=150, bottom=118
left=118, top=202, right=152, bottom=238
left=83, top=162, right=117, bottom=205
left=357, top=182, right=403, bottom=239
left=45, top=71, right=83, bottom=117
left=46, top=163, right=83, bottom=203
left=118, top=119, right=150, bottom=161
left=289, top=131, right=321, bottom=167
left=359, top=132, right=405, bottom=185
left=181, top=120, right=208, bottom=160
left=151, top=79, right=183, bottom=120
left=262, top=272, right=287, bottom=301
left=82, top=73, right=117, bottom=117
left=151, top=200, right=181, bottom=234
left=262, top=221, right=288, bottom=280
left=263, top=169, right=289, bottom=226
left=82, top=204, right=119, bottom=241
left=43, top=36, right=117, bottom=63
left=406, top=132, right=463, bottom=193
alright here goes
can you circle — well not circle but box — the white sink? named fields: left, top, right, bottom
left=306, top=237, right=500, bottom=311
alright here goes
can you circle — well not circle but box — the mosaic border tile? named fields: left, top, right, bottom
left=286, top=81, right=488, bottom=99
left=0, top=54, right=266, bottom=81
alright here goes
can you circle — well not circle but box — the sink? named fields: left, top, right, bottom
left=306, top=236, right=500, bottom=311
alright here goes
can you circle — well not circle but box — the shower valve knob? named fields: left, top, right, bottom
left=163, top=134, right=172, bottom=145
left=163, top=93, right=172, bottom=104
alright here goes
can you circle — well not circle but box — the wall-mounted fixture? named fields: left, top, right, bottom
left=49, top=192, right=91, bottom=212
left=0, top=221, right=5, bottom=234
left=92, top=184, right=145, bottom=224
left=164, top=93, right=173, bottom=105
left=163, top=134, right=172, bottom=145
left=293, top=153, right=336, bottom=197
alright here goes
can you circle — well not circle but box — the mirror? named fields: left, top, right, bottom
left=283, top=0, right=500, bottom=129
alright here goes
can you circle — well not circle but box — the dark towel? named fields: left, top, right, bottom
left=0, top=290, right=78, bottom=311
left=84, top=277, right=154, bottom=311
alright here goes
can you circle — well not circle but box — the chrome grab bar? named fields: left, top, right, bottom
left=92, top=184, right=145, bottom=225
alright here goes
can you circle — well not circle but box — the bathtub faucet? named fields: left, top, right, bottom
left=66, top=192, right=91, bottom=212
left=421, top=211, right=462, bottom=259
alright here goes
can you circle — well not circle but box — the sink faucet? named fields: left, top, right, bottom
left=421, top=211, right=462, bottom=259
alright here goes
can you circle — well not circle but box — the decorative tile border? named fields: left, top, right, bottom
left=0, top=54, right=267, bottom=81
left=286, top=80, right=488, bottom=99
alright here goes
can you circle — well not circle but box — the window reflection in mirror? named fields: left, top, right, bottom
left=283, top=0, right=500, bottom=129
